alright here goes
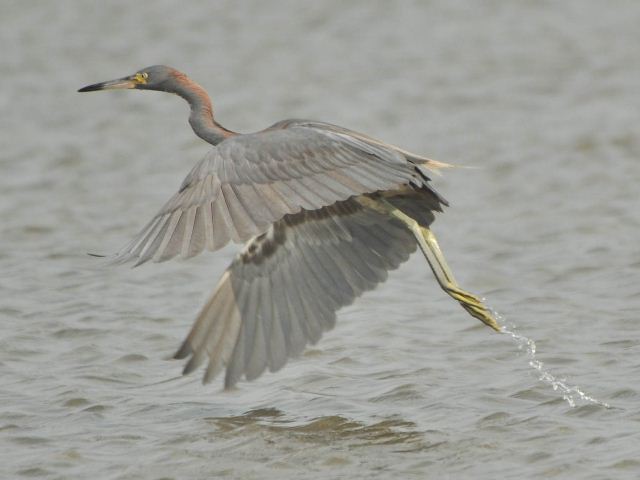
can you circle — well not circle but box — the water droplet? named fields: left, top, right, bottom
left=490, top=306, right=610, bottom=409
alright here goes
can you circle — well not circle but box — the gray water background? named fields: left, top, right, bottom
left=1, top=1, right=639, bottom=478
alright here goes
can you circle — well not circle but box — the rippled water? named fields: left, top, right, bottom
left=2, top=1, right=640, bottom=478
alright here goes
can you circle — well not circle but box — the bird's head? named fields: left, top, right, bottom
left=78, top=65, right=180, bottom=93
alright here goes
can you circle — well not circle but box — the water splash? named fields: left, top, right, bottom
left=488, top=306, right=610, bottom=409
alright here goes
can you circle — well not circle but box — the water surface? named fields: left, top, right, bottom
left=1, top=1, right=639, bottom=478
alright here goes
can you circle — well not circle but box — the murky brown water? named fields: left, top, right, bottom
left=2, top=1, right=640, bottom=478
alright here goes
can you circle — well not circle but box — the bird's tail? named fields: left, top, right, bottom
left=419, top=157, right=456, bottom=173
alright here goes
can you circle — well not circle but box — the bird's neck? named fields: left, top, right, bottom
left=173, top=76, right=234, bottom=145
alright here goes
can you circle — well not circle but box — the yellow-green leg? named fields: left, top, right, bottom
left=359, top=196, right=501, bottom=332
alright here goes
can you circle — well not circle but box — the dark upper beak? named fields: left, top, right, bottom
left=78, top=75, right=138, bottom=93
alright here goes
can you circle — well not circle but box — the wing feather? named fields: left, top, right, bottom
left=190, top=207, right=206, bottom=258
left=106, top=121, right=445, bottom=266
left=269, top=269, right=291, bottom=372
left=245, top=280, right=268, bottom=381
left=176, top=196, right=434, bottom=387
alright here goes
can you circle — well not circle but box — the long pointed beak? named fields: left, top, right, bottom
left=78, top=76, right=137, bottom=93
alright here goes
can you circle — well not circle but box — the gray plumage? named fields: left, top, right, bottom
left=109, top=120, right=444, bottom=267
left=80, top=66, right=503, bottom=390
left=174, top=198, right=423, bottom=387
left=114, top=118, right=444, bottom=387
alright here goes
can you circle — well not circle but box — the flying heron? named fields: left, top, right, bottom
left=79, top=65, right=501, bottom=389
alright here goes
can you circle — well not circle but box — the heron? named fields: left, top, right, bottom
left=79, top=65, right=501, bottom=389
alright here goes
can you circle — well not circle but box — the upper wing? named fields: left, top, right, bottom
left=108, top=121, right=440, bottom=266
left=173, top=198, right=419, bottom=388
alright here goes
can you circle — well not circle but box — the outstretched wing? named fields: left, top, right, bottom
left=108, top=121, right=443, bottom=266
left=173, top=197, right=421, bottom=388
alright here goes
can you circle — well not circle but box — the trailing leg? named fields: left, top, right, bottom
left=358, top=196, right=501, bottom=332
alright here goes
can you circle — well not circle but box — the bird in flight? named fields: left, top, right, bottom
left=79, top=65, right=501, bottom=389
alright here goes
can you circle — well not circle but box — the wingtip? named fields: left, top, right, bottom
left=182, top=356, right=199, bottom=376
left=174, top=340, right=193, bottom=359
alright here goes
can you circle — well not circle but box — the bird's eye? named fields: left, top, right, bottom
left=134, top=72, right=149, bottom=84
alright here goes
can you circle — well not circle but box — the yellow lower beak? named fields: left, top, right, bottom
left=78, top=76, right=137, bottom=92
